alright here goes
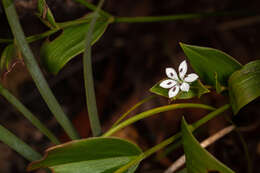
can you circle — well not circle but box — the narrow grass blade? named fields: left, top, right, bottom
left=2, top=0, right=79, bottom=140
left=0, top=124, right=42, bottom=161
left=0, top=84, right=60, bottom=144
left=82, top=0, right=105, bottom=136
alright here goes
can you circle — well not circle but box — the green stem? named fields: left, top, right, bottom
left=0, top=38, right=13, bottom=43
left=103, top=103, right=215, bottom=137
left=74, top=0, right=112, bottom=18
left=192, top=104, right=230, bottom=130
left=236, top=131, right=252, bottom=173
left=114, top=104, right=230, bottom=173
left=2, top=0, right=79, bottom=140
left=111, top=95, right=156, bottom=128
left=114, top=11, right=255, bottom=23
left=0, top=124, right=42, bottom=161
left=0, top=84, right=60, bottom=144
left=82, top=0, right=105, bottom=137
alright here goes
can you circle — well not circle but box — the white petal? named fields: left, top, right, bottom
left=168, top=85, right=180, bottom=98
left=178, top=60, right=188, bottom=80
left=184, top=73, right=199, bottom=83
left=160, top=79, right=177, bottom=89
left=166, top=68, right=179, bottom=80
left=180, top=82, right=190, bottom=92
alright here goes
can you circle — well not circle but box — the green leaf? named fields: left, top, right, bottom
left=0, top=44, right=17, bottom=71
left=181, top=117, right=234, bottom=173
left=180, top=43, right=242, bottom=86
left=41, top=17, right=110, bottom=74
left=228, top=60, right=260, bottom=115
left=37, top=0, right=58, bottom=29
left=150, top=80, right=209, bottom=100
left=28, top=137, right=142, bottom=173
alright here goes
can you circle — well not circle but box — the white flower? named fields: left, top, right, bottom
left=159, top=60, right=199, bottom=98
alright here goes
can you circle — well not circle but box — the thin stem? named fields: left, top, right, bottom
left=0, top=38, right=13, bottom=43
left=82, top=0, right=105, bottom=137
left=114, top=104, right=230, bottom=173
left=114, top=11, right=256, bottom=23
left=192, top=104, right=230, bottom=130
left=0, top=124, right=42, bottom=161
left=0, top=84, right=60, bottom=144
left=2, top=0, right=79, bottom=140
left=74, top=0, right=112, bottom=18
left=103, top=103, right=215, bottom=137
left=111, top=95, right=156, bottom=128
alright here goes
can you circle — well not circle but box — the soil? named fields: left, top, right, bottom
left=0, top=0, right=259, bottom=172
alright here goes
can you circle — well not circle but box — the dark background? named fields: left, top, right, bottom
left=0, top=0, right=260, bottom=172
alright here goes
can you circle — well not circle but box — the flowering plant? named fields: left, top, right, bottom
left=160, top=60, right=198, bottom=98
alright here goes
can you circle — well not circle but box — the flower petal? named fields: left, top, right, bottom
left=180, top=82, right=190, bottom=92
left=184, top=73, right=199, bottom=83
left=168, top=85, right=180, bottom=98
left=160, top=79, right=177, bottom=89
left=178, top=60, right=187, bottom=80
left=166, top=68, right=179, bottom=80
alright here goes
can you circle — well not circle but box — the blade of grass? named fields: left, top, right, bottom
left=103, top=103, right=216, bottom=137
left=0, top=84, right=60, bottom=144
left=2, top=0, right=79, bottom=140
left=82, top=0, right=105, bottom=136
left=111, top=95, right=156, bottom=128
left=0, top=124, right=42, bottom=161
left=114, top=104, right=230, bottom=173
left=114, top=11, right=256, bottom=23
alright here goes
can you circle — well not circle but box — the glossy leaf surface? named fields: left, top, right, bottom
left=41, top=17, right=110, bottom=74
left=180, top=43, right=242, bottom=86
left=181, top=117, right=234, bottom=173
left=229, top=60, right=260, bottom=114
left=150, top=80, right=209, bottom=100
left=28, top=137, right=142, bottom=173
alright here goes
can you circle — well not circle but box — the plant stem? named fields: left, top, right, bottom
left=103, top=103, right=215, bottom=137
left=82, top=0, right=105, bottom=137
left=0, top=124, right=42, bottom=161
left=192, top=104, right=230, bottom=130
left=111, top=95, right=156, bottom=128
left=0, top=38, right=13, bottom=43
left=0, top=84, right=60, bottom=144
left=74, top=0, right=112, bottom=18
left=2, top=0, right=79, bottom=140
left=114, top=104, right=230, bottom=173
left=235, top=129, right=252, bottom=173
left=114, top=11, right=255, bottom=23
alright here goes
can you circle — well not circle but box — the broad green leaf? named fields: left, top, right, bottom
left=180, top=43, right=242, bottom=86
left=228, top=60, right=260, bottom=115
left=181, top=117, right=234, bottom=173
left=37, top=0, right=58, bottom=29
left=28, top=137, right=142, bottom=173
left=0, top=44, right=17, bottom=71
left=150, top=80, right=209, bottom=100
left=41, top=17, right=110, bottom=74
